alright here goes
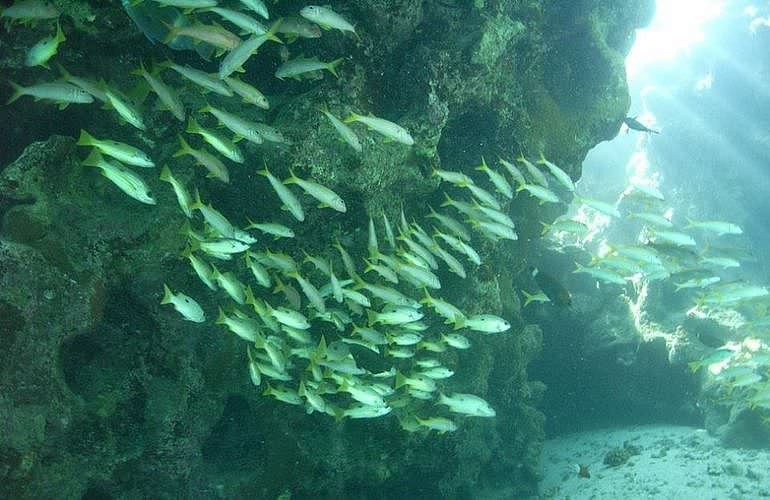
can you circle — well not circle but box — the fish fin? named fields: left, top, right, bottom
left=326, top=57, right=344, bottom=78
left=160, top=284, right=173, bottom=305
left=159, top=164, right=172, bottom=182
left=81, top=149, right=103, bottom=168
left=173, top=134, right=192, bottom=157
left=215, top=307, right=227, bottom=325
left=343, top=112, right=361, bottom=124
left=5, top=80, right=26, bottom=105
left=265, top=19, right=283, bottom=44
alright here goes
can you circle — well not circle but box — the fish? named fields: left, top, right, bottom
left=6, top=81, right=93, bottom=108
left=284, top=169, right=346, bottom=213
left=472, top=220, right=518, bottom=241
left=342, top=404, right=392, bottom=419
left=25, top=20, right=65, bottom=68
left=215, top=307, right=259, bottom=342
left=320, top=107, right=362, bottom=153
left=415, top=417, right=457, bottom=433
left=517, top=183, right=560, bottom=204
left=421, top=289, right=465, bottom=324
left=431, top=242, right=467, bottom=278
left=432, top=168, right=474, bottom=186
left=626, top=182, right=664, bottom=201
left=159, top=165, right=193, bottom=217
left=161, top=61, right=233, bottom=96
left=575, top=195, right=621, bottom=218
left=173, top=135, right=229, bottom=183
left=540, top=218, right=588, bottom=236
left=367, top=306, right=423, bottom=326
left=288, top=272, right=326, bottom=313
left=700, top=257, right=740, bottom=269
left=685, top=219, right=743, bottom=236
left=441, top=333, right=470, bottom=349
left=463, top=182, right=501, bottom=210
left=244, top=252, right=272, bottom=288
left=275, top=56, right=343, bottom=80
left=521, top=290, right=550, bottom=307
left=246, top=220, right=294, bottom=239
left=356, top=279, right=421, bottom=309
left=433, top=230, right=480, bottom=265
left=517, top=154, right=548, bottom=187
left=211, top=265, right=246, bottom=304
left=104, top=88, right=146, bottom=130
left=199, top=104, right=264, bottom=145
left=499, top=157, right=527, bottom=186
left=1, top=0, right=59, bottom=21
left=163, top=20, right=241, bottom=51
left=82, top=150, right=156, bottom=205
left=276, top=16, right=321, bottom=40
left=624, top=116, right=659, bottom=134
left=345, top=113, right=414, bottom=145
left=475, top=157, right=513, bottom=198
left=426, top=205, right=471, bottom=241
left=205, top=7, right=269, bottom=34
left=223, top=76, right=269, bottom=109
left=395, top=372, right=436, bottom=392
left=653, top=230, right=696, bottom=247
left=270, top=305, right=310, bottom=330
left=299, top=5, right=356, bottom=35
left=161, top=283, right=205, bottom=322
left=131, top=61, right=185, bottom=121
left=688, top=347, right=735, bottom=372
left=438, top=392, right=496, bottom=417
left=139, top=0, right=218, bottom=8
left=182, top=247, right=217, bottom=290
left=674, top=276, right=720, bottom=291
left=263, top=384, right=302, bottom=405
left=530, top=267, right=571, bottom=307
left=628, top=212, right=673, bottom=228
left=218, top=22, right=282, bottom=79
left=55, top=64, right=108, bottom=102
left=238, top=0, right=269, bottom=20
left=537, top=153, right=574, bottom=191
left=610, top=245, right=662, bottom=266
left=455, top=314, right=511, bottom=333
left=186, top=117, right=243, bottom=163
left=258, top=164, right=305, bottom=221
left=574, top=263, right=628, bottom=285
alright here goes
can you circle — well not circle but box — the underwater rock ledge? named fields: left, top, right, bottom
left=0, top=0, right=653, bottom=498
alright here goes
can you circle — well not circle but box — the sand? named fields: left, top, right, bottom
left=539, top=424, right=770, bottom=499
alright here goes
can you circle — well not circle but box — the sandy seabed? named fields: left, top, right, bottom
left=538, top=424, right=770, bottom=499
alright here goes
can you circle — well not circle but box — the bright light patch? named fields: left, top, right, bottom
left=694, top=71, right=714, bottom=91
left=627, top=0, right=725, bottom=78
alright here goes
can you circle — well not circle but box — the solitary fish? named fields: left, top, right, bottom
left=25, top=20, right=65, bottom=68
left=161, top=284, right=205, bottom=322
left=624, top=116, right=659, bottom=134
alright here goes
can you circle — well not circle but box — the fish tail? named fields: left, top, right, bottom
left=522, top=290, right=535, bottom=307
left=189, top=188, right=204, bottom=210
left=55, top=20, right=65, bottom=43
left=160, top=284, right=173, bottom=305
left=343, top=112, right=361, bottom=124
left=265, top=19, right=283, bottom=44
left=257, top=161, right=270, bottom=177
left=539, top=221, right=551, bottom=236
left=186, top=116, right=201, bottom=134
left=215, top=307, right=227, bottom=325
left=326, top=58, right=344, bottom=78
left=515, top=183, right=527, bottom=193
left=55, top=63, right=71, bottom=80
left=394, top=371, right=407, bottom=389
left=161, top=21, right=180, bottom=44
left=452, top=316, right=465, bottom=330
left=440, top=192, right=454, bottom=207
left=537, top=151, right=546, bottom=164
left=159, top=164, right=172, bottom=182
left=283, top=167, right=299, bottom=185
left=81, top=148, right=103, bottom=168
left=5, top=80, right=25, bottom=105
left=173, top=134, right=192, bottom=157
left=366, top=309, right=377, bottom=326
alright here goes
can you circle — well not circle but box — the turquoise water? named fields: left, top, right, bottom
left=1, top=1, right=770, bottom=498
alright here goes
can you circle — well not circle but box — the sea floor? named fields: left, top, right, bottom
left=538, top=424, right=770, bottom=499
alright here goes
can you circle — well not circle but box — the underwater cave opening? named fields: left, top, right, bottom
left=530, top=326, right=702, bottom=437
